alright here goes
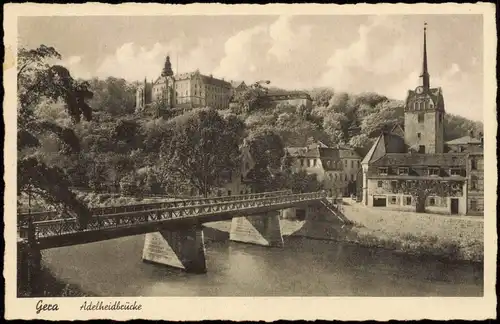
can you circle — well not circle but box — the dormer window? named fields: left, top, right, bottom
left=428, top=167, right=440, bottom=176
left=378, top=167, right=388, bottom=175
left=450, top=168, right=461, bottom=176
left=398, top=167, right=409, bottom=175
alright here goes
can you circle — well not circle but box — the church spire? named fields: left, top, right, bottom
left=420, top=22, right=430, bottom=90
left=161, top=55, right=173, bottom=77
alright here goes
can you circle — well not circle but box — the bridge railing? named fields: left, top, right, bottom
left=18, top=190, right=292, bottom=225
left=22, top=191, right=326, bottom=241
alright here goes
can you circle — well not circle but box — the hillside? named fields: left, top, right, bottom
left=28, top=77, right=483, bottom=197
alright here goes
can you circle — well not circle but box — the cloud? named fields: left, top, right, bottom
left=213, top=15, right=315, bottom=86
left=268, top=15, right=312, bottom=62
left=318, top=16, right=415, bottom=93
left=55, top=55, right=92, bottom=80
left=95, top=42, right=183, bottom=81
left=212, top=25, right=269, bottom=80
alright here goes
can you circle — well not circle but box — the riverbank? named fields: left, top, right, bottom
left=203, top=205, right=483, bottom=263
left=340, top=203, right=483, bottom=263
left=19, top=266, right=92, bottom=297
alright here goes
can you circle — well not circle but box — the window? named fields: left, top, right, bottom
left=308, top=159, right=312, bottom=167
left=300, top=159, right=304, bottom=167
left=450, top=168, right=461, bottom=176
left=379, top=167, right=388, bottom=175
left=418, top=113, right=425, bottom=123
left=377, top=181, right=383, bottom=188
left=417, top=132, right=421, bottom=139
left=344, top=160, right=347, bottom=167
left=351, top=174, right=354, bottom=181
left=345, top=174, right=348, bottom=181
left=404, top=196, right=412, bottom=205
left=390, top=196, right=397, bottom=204
left=313, top=159, right=317, bottom=167
left=391, top=180, right=398, bottom=191
left=418, top=145, right=426, bottom=153
left=429, top=167, right=440, bottom=176
left=334, top=174, right=337, bottom=181
left=471, top=180, right=478, bottom=190
left=351, top=160, right=354, bottom=168
left=471, top=159, right=477, bottom=170
left=429, top=197, right=435, bottom=206
left=470, top=200, right=477, bottom=211
left=398, top=167, right=409, bottom=175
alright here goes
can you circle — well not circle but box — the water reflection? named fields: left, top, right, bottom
left=42, top=235, right=483, bottom=297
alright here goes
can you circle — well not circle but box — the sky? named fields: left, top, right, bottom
left=18, top=14, right=484, bottom=121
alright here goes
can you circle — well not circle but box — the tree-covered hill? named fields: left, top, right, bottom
left=18, top=45, right=483, bottom=208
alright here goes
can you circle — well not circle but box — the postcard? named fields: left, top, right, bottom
left=3, top=2, right=497, bottom=321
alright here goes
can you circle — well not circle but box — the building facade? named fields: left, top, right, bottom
left=136, top=56, right=233, bottom=113
left=229, top=82, right=313, bottom=111
left=360, top=26, right=483, bottom=215
left=286, top=142, right=361, bottom=197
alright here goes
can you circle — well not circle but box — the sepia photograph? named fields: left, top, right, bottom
left=4, top=2, right=497, bottom=321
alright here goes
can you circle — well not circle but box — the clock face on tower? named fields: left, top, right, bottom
left=415, top=86, right=424, bottom=94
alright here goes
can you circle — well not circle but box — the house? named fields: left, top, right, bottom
left=286, top=141, right=361, bottom=197
left=359, top=25, right=483, bottom=215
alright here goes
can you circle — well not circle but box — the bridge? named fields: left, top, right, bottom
left=17, top=190, right=351, bottom=293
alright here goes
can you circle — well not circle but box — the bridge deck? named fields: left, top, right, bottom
left=18, top=191, right=327, bottom=249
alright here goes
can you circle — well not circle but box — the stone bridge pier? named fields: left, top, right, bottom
left=142, top=225, right=207, bottom=273
left=229, top=211, right=284, bottom=247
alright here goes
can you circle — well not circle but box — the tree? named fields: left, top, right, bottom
left=360, top=101, right=404, bottom=138
left=245, top=129, right=286, bottom=192
left=18, top=45, right=93, bottom=228
left=231, top=83, right=271, bottom=114
left=161, top=108, right=245, bottom=197
left=393, top=179, right=463, bottom=213
left=88, top=77, right=136, bottom=116
left=287, top=170, right=323, bottom=193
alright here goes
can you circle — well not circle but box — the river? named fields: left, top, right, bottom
left=41, top=229, right=483, bottom=297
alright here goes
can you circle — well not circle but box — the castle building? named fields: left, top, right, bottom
left=359, top=25, right=484, bottom=215
left=136, top=56, right=233, bottom=113
left=229, top=82, right=313, bottom=111
left=286, top=141, right=361, bottom=197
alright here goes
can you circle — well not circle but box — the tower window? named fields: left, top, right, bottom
left=417, top=132, right=421, bottom=139
left=418, top=113, right=425, bottom=123
left=471, top=159, right=477, bottom=170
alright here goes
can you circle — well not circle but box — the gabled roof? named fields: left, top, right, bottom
left=446, top=135, right=482, bottom=145
left=361, top=131, right=406, bottom=164
left=390, top=124, right=405, bottom=137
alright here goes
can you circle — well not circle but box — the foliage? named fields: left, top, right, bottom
left=88, top=77, right=136, bottom=117
left=244, top=128, right=287, bottom=192
left=231, top=83, right=271, bottom=114
left=287, top=170, right=323, bottom=193
left=394, top=179, right=463, bottom=213
left=18, top=45, right=93, bottom=227
left=160, top=108, right=245, bottom=197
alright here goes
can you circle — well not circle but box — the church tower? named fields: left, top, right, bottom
left=161, top=55, right=174, bottom=108
left=404, top=23, right=445, bottom=154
